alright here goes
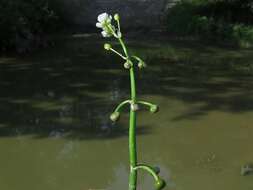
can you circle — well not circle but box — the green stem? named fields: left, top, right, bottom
left=118, top=37, right=137, bottom=190
left=137, top=101, right=153, bottom=107
left=118, top=39, right=128, bottom=58
left=114, top=100, right=131, bottom=112
left=109, top=48, right=127, bottom=60
left=116, top=19, right=121, bottom=34
left=133, top=164, right=159, bottom=181
left=129, top=110, right=137, bottom=190
left=131, top=55, right=142, bottom=62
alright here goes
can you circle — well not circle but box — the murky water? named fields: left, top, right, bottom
left=0, top=34, right=253, bottom=190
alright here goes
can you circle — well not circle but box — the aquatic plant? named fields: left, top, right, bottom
left=96, top=13, right=166, bottom=190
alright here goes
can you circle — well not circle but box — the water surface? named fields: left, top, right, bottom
left=0, top=34, right=253, bottom=190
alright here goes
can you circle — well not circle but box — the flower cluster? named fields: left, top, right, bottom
left=96, top=12, right=146, bottom=71
left=96, top=13, right=120, bottom=38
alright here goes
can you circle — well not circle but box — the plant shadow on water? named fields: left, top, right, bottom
left=0, top=35, right=153, bottom=140
left=129, top=35, right=253, bottom=121
left=1, top=33, right=253, bottom=136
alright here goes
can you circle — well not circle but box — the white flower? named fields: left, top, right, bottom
left=96, top=13, right=112, bottom=28
left=96, top=12, right=114, bottom=38
left=98, top=13, right=112, bottom=23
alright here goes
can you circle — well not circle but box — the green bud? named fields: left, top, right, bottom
left=114, top=13, right=120, bottom=21
left=130, top=103, right=139, bottom=111
left=124, top=61, right=132, bottom=69
left=110, top=112, right=120, bottom=122
left=117, top=31, right=122, bottom=38
left=150, top=105, right=159, bottom=113
left=155, top=178, right=166, bottom=190
left=104, top=43, right=111, bottom=50
left=138, top=61, right=146, bottom=69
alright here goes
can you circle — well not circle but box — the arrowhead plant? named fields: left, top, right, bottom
left=96, top=12, right=166, bottom=190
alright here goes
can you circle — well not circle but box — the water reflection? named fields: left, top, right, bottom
left=107, top=164, right=128, bottom=190
left=0, top=34, right=253, bottom=189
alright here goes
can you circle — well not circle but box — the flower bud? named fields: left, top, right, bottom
left=155, top=178, right=166, bottom=190
left=150, top=105, right=159, bottom=113
left=110, top=112, right=120, bottom=122
left=138, top=61, right=146, bottom=69
left=104, top=43, right=111, bottom=50
left=124, top=61, right=132, bottom=69
left=130, top=103, right=139, bottom=111
left=114, top=14, right=120, bottom=21
left=117, top=31, right=122, bottom=38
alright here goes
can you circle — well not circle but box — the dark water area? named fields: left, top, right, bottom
left=0, top=33, right=253, bottom=190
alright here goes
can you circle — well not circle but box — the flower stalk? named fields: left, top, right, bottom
left=97, top=12, right=166, bottom=190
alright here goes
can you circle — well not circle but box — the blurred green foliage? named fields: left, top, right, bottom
left=0, top=0, right=59, bottom=53
left=167, top=0, right=253, bottom=47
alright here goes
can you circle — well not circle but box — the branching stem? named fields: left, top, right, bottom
left=133, top=164, right=159, bottom=181
left=98, top=13, right=165, bottom=190
left=109, top=48, right=127, bottom=60
left=117, top=37, right=138, bottom=190
left=114, top=100, right=131, bottom=112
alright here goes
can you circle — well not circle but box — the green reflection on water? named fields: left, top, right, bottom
left=0, top=34, right=253, bottom=190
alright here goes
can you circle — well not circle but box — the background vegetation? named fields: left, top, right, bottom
left=0, top=0, right=63, bottom=53
left=166, top=0, right=253, bottom=47
left=1, top=0, right=253, bottom=53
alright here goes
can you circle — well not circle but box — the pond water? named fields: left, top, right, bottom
left=0, top=33, right=253, bottom=190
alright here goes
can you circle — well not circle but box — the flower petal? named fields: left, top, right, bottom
left=96, top=22, right=102, bottom=28
left=98, top=13, right=108, bottom=23
left=101, top=31, right=108, bottom=37
left=101, top=31, right=110, bottom=38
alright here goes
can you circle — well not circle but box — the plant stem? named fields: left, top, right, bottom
left=133, top=164, right=159, bottom=181
left=109, top=48, right=127, bottom=60
left=129, top=109, right=137, bottom=190
left=118, top=37, right=137, bottom=190
left=114, top=100, right=131, bottom=112
left=137, top=101, right=154, bottom=107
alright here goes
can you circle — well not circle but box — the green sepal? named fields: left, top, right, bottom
left=124, top=59, right=133, bottom=69
left=155, top=178, right=166, bottom=190
left=114, top=13, right=120, bottom=21
left=104, top=43, right=111, bottom=50
left=150, top=105, right=159, bottom=113
left=110, top=112, right=120, bottom=122
left=132, top=55, right=146, bottom=69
